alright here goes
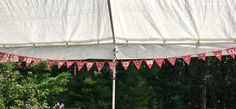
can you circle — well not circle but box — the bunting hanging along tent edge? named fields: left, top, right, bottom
left=0, top=47, right=235, bottom=71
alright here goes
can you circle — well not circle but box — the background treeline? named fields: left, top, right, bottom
left=0, top=56, right=236, bottom=109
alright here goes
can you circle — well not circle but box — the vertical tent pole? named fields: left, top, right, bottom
left=112, top=73, right=116, bottom=109
left=112, top=51, right=117, bottom=109
left=107, top=0, right=116, bottom=109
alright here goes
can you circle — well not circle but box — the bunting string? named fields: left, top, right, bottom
left=0, top=47, right=235, bottom=71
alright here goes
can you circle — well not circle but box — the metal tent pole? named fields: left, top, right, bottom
left=112, top=76, right=116, bottom=109
left=107, top=0, right=116, bottom=109
left=112, top=51, right=117, bottom=109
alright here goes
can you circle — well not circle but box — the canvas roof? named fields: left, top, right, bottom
left=0, top=0, right=235, bottom=59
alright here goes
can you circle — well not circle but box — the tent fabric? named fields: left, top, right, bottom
left=0, top=44, right=235, bottom=60
left=0, top=0, right=235, bottom=59
left=0, top=0, right=112, bottom=44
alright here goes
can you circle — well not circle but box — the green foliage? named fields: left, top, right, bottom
left=0, top=56, right=236, bottom=108
left=116, top=63, right=150, bottom=109
left=38, top=72, right=69, bottom=106
left=64, top=65, right=112, bottom=109
left=0, top=62, right=69, bottom=108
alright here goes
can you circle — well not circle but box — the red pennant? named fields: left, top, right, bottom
left=18, top=56, right=25, bottom=66
left=145, top=60, right=154, bottom=69
left=133, top=60, right=142, bottom=70
left=26, top=57, right=32, bottom=67
left=47, top=60, right=55, bottom=69
left=95, top=62, right=105, bottom=72
left=198, top=53, right=206, bottom=61
left=77, top=61, right=85, bottom=72
left=226, top=48, right=235, bottom=59
left=213, top=50, right=222, bottom=61
left=121, top=61, right=130, bottom=70
left=57, top=60, right=66, bottom=69
left=6, top=54, right=14, bottom=64
left=167, top=57, right=176, bottom=66
left=182, top=55, right=191, bottom=65
left=66, top=61, right=75, bottom=68
left=155, top=58, right=164, bottom=68
left=33, top=58, right=41, bottom=65
left=108, top=61, right=117, bottom=72
left=0, top=52, right=5, bottom=61
left=86, top=62, right=94, bottom=71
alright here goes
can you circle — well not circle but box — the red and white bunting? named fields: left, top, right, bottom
left=33, top=58, right=41, bottom=65
left=47, top=60, right=55, bottom=68
left=95, top=62, right=105, bottom=72
left=133, top=60, right=143, bottom=70
left=226, top=48, right=235, bottom=59
left=155, top=58, right=164, bottom=68
left=198, top=53, right=206, bottom=61
left=0, top=52, right=5, bottom=61
left=167, top=57, right=176, bottom=66
left=77, top=61, right=85, bottom=72
left=18, top=56, right=25, bottom=66
left=66, top=61, right=74, bottom=68
left=121, top=61, right=130, bottom=70
left=182, top=55, right=191, bottom=65
left=57, top=60, right=66, bottom=69
left=6, top=54, right=14, bottom=64
left=2, top=47, right=236, bottom=71
left=108, top=61, right=117, bottom=72
left=145, top=60, right=154, bottom=69
left=26, top=57, right=33, bottom=67
left=213, top=50, right=222, bottom=61
left=86, top=62, right=94, bottom=71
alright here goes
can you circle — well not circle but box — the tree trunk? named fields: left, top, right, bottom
left=201, top=58, right=209, bottom=109
left=201, top=83, right=206, bottom=109
left=74, top=64, right=77, bottom=76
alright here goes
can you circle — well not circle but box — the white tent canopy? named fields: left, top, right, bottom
left=0, top=0, right=235, bottom=60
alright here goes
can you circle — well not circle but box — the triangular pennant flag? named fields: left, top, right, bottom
left=66, top=61, right=75, bottom=69
left=33, top=58, right=41, bottom=65
left=182, top=55, right=191, bottom=65
left=133, top=60, right=142, bottom=70
left=6, top=54, right=14, bottom=64
left=26, top=57, right=32, bottom=67
left=47, top=60, right=55, bottom=69
left=167, top=57, right=176, bottom=66
left=57, top=60, right=66, bottom=69
left=0, top=52, right=5, bottom=61
left=18, top=56, right=25, bottom=66
left=96, top=62, right=105, bottom=72
left=77, top=61, right=85, bottom=72
left=198, top=53, right=206, bottom=61
left=108, top=61, right=117, bottom=72
left=86, top=62, right=94, bottom=71
left=226, top=48, right=235, bottom=59
left=155, top=58, right=164, bottom=68
left=145, top=60, right=154, bottom=69
left=121, top=61, right=130, bottom=70
left=213, top=50, right=222, bottom=61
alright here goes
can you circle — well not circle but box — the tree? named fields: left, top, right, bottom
left=0, top=62, right=70, bottom=108
left=64, top=64, right=112, bottom=109
left=116, top=63, right=150, bottom=109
